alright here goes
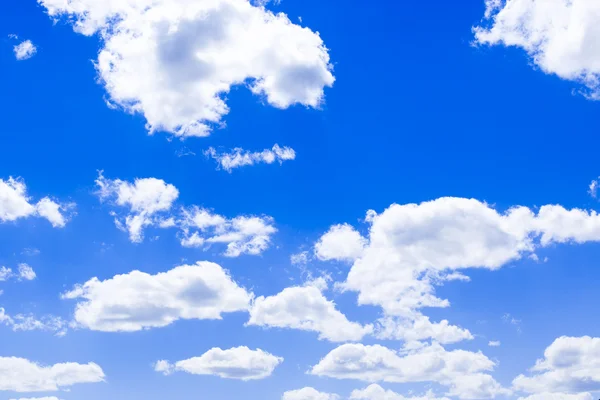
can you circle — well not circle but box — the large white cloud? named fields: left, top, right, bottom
left=350, top=384, right=451, bottom=400
left=205, top=144, right=296, bottom=172
left=96, top=172, right=179, bottom=242
left=513, top=336, right=600, bottom=395
left=282, top=387, right=339, bottom=400
left=247, top=281, right=373, bottom=342
left=0, top=357, right=104, bottom=392
left=0, top=177, right=73, bottom=228
left=311, top=343, right=510, bottom=400
left=62, top=261, right=252, bottom=332
left=474, top=0, right=600, bottom=98
left=39, top=0, right=335, bottom=137
left=154, top=346, right=282, bottom=380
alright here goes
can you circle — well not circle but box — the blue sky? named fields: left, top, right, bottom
left=2, top=0, right=600, bottom=399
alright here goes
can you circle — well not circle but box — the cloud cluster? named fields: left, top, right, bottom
left=0, top=308, right=68, bottom=336
left=39, top=0, right=335, bottom=137
left=205, top=144, right=296, bottom=172
left=283, top=387, right=339, bottom=400
left=0, top=264, right=36, bottom=282
left=0, top=177, right=73, bottom=228
left=13, top=40, right=37, bottom=60
left=154, top=346, right=282, bottom=380
left=62, top=261, right=252, bottom=332
left=0, top=356, right=104, bottom=392
left=474, top=0, right=600, bottom=98
left=350, top=384, right=451, bottom=400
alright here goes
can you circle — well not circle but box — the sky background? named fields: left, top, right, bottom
left=2, top=0, right=600, bottom=399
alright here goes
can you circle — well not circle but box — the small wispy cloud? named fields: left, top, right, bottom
left=204, top=144, right=296, bottom=172
left=13, top=39, right=37, bottom=61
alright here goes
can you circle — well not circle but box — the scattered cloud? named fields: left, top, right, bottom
left=205, top=144, right=296, bottom=172
left=314, top=223, right=366, bottom=262
left=9, top=397, right=62, bottom=400
left=518, top=394, right=593, bottom=400
left=62, top=261, right=252, bottom=332
left=311, top=342, right=510, bottom=400
left=374, top=315, right=473, bottom=345
left=248, top=281, right=373, bottom=342
left=0, top=309, right=68, bottom=337
left=283, top=387, right=339, bottom=400
left=0, top=356, right=104, bottom=392
left=0, top=264, right=37, bottom=282
left=13, top=40, right=37, bottom=60
left=154, top=346, right=282, bottom=380
left=0, top=177, right=74, bottom=227
left=39, top=0, right=334, bottom=137
left=474, top=0, right=600, bottom=98
left=350, top=384, right=451, bottom=400
left=290, top=251, right=310, bottom=266
left=488, top=341, right=501, bottom=347
left=589, top=178, right=599, bottom=198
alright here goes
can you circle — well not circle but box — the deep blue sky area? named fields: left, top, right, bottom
left=1, top=0, right=600, bottom=399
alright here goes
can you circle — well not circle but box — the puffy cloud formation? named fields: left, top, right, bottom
left=0, top=177, right=73, bottom=228
left=154, top=346, right=282, bottom=380
left=311, top=343, right=510, bottom=400
left=205, top=144, right=296, bottom=172
left=0, top=264, right=36, bottom=282
left=350, top=384, right=451, bottom=400
left=96, top=172, right=179, bottom=242
left=0, top=356, right=104, bottom=392
left=62, top=261, right=252, bottom=332
left=374, top=315, right=473, bottom=345
left=248, top=281, right=373, bottom=342
left=513, top=336, right=600, bottom=395
left=518, top=394, right=593, bottom=400
left=13, top=40, right=37, bottom=60
left=179, top=207, right=277, bottom=257
left=39, top=0, right=335, bottom=137
left=474, top=0, right=600, bottom=98
left=282, top=387, right=339, bottom=400
left=314, top=223, right=367, bottom=262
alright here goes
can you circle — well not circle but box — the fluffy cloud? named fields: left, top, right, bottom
left=247, top=282, right=373, bottom=342
left=13, top=40, right=37, bottom=60
left=154, top=346, right=282, bottom=380
left=311, top=343, right=509, bottom=400
left=474, top=0, right=600, bottom=98
left=282, top=387, right=339, bottom=400
left=96, top=172, right=179, bottom=242
left=314, top=224, right=367, bottom=262
left=179, top=207, right=276, bottom=257
left=62, top=261, right=252, bottom=332
left=513, top=336, right=600, bottom=395
left=10, top=398, right=62, bottom=400
left=374, top=315, right=473, bottom=345
left=518, top=394, right=593, bottom=400
left=0, top=177, right=73, bottom=227
left=0, top=356, right=104, bottom=392
left=39, top=0, right=334, bottom=137
left=350, top=384, right=450, bottom=400
left=205, top=144, right=296, bottom=172
left=0, top=264, right=36, bottom=282
left=0, top=308, right=68, bottom=336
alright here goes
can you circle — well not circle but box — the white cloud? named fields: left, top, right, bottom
left=488, top=341, right=501, bottom=347
left=518, top=394, right=593, bottom=400
left=290, top=251, right=310, bottom=266
left=0, top=267, right=13, bottom=281
left=474, top=0, right=600, bottom=98
left=314, top=223, right=367, bottom=262
left=96, top=172, right=179, bottom=242
left=350, top=384, right=451, bottom=400
left=13, top=40, right=37, bottom=60
left=283, top=387, right=339, bottom=400
left=374, top=315, right=473, bottom=345
left=179, top=207, right=276, bottom=257
left=39, top=0, right=334, bottom=137
left=589, top=178, right=599, bottom=198
left=311, top=343, right=510, bottom=400
left=0, top=309, right=68, bottom=337
left=155, top=347, right=282, bottom=380
left=10, top=398, right=62, bottom=400
left=247, top=282, right=373, bottom=342
left=18, top=263, right=36, bottom=281
left=0, top=356, right=104, bottom=392
left=62, top=261, right=252, bottom=332
left=205, top=144, right=296, bottom=172
left=0, top=177, right=72, bottom=227
left=513, top=336, right=600, bottom=395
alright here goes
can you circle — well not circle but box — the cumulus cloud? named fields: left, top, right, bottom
left=95, top=172, right=179, bottom=242
left=62, top=261, right=252, bottom=332
left=311, top=343, right=510, bottom=400
left=374, top=315, right=473, bottom=345
left=205, top=144, right=296, bottom=172
left=0, top=264, right=36, bottom=282
left=513, top=336, right=600, bottom=395
left=154, top=346, right=282, bottom=380
left=247, top=281, right=373, bottom=342
left=518, top=394, right=593, bottom=400
left=474, top=0, right=600, bottom=98
left=39, top=0, right=335, bottom=137
left=350, top=384, right=451, bottom=400
left=283, top=387, right=339, bottom=400
left=314, top=224, right=367, bottom=262
left=0, top=308, right=68, bottom=336
left=179, top=207, right=277, bottom=257
left=0, top=356, right=104, bottom=392
left=13, top=40, right=37, bottom=60
left=0, top=177, right=73, bottom=227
